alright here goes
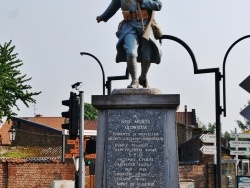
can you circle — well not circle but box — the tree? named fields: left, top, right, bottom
left=0, top=41, right=41, bottom=122
left=207, top=122, right=216, bottom=133
left=198, top=118, right=231, bottom=140
left=200, top=121, right=224, bottom=135
left=223, top=131, right=231, bottom=140
left=236, top=101, right=250, bottom=131
left=201, top=124, right=207, bottom=132
left=84, top=103, right=98, bottom=120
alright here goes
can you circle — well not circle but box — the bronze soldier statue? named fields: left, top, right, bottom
left=97, top=0, right=162, bottom=88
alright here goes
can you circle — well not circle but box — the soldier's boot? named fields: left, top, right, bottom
left=127, top=56, right=139, bottom=88
left=139, top=60, right=150, bottom=88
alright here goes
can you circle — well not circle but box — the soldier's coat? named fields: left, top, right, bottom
left=100, top=0, right=162, bottom=64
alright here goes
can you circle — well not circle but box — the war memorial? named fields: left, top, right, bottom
left=92, top=89, right=180, bottom=187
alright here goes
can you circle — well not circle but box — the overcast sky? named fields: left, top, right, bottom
left=1, top=1, right=250, bottom=133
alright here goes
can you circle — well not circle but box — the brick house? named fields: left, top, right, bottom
left=0, top=115, right=96, bottom=146
left=0, top=116, right=64, bottom=146
left=176, top=109, right=201, bottom=146
left=0, top=116, right=97, bottom=188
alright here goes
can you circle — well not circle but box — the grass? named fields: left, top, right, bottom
left=0, top=148, right=40, bottom=158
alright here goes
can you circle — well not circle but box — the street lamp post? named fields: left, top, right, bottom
left=163, top=34, right=250, bottom=187
left=222, top=34, right=250, bottom=178
left=80, top=52, right=106, bottom=95
left=222, top=35, right=250, bottom=116
left=161, top=35, right=223, bottom=188
left=80, top=52, right=130, bottom=95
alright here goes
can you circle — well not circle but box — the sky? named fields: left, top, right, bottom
left=0, top=1, right=250, bottom=133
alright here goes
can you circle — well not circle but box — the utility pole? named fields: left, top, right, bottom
left=78, top=91, right=85, bottom=188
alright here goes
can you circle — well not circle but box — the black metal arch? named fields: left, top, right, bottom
left=161, top=35, right=198, bottom=72
left=161, top=35, right=220, bottom=74
left=161, top=35, right=222, bottom=188
left=222, top=35, right=250, bottom=117
left=80, top=52, right=106, bottom=95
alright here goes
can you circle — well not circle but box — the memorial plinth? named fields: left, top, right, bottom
left=92, top=89, right=180, bottom=188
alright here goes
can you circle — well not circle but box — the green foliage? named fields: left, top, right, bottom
left=199, top=118, right=232, bottom=140
left=236, top=101, right=250, bottom=131
left=223, top=131, right=231, bottom=140
left=0, top=41, right=41, bottom=122
left=84, top=103, right=98, bottom=120
left=200, top=121, right=227, bottom=137
left=207, top=122, right=216, bottom=133
left=0, top=148, right=39, bottom=158
left=201, top=124, right=207, bottom=132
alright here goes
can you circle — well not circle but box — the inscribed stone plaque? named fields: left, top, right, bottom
left=106, top=109, right=165, bottom=188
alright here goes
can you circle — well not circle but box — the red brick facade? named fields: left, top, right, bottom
left=0, top=161, right=75, bottom=188
left=179, top=164, right=215, bottom=188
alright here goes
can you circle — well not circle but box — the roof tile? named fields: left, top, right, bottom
left=0, top=117, right=97, bottom=145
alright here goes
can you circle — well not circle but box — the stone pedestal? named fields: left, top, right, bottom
left=92, top=89, right=180, bottom=188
